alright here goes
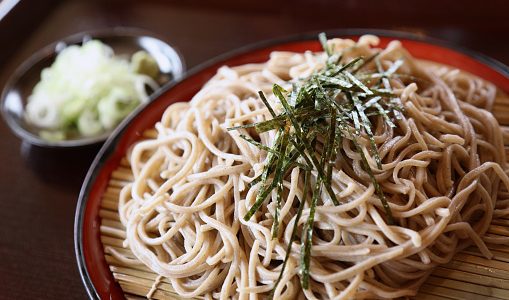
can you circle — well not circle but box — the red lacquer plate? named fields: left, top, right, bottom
left=74, top=29, right=509, bottom=299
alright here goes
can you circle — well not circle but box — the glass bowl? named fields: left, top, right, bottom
left=0, top=27, right=185, bottom=147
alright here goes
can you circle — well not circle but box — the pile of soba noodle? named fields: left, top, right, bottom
left=115, top=35, right=509, bottom=299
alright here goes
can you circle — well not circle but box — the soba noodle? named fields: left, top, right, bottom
left=114, top=35, right=509, bottom=299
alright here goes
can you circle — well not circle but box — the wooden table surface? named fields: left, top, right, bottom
left=1, top=0, right=508, bottom=299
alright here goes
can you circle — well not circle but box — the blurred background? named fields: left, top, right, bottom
left=0, top=0, right=508, bottom=298
left=2, top=0, right=509, bottom=88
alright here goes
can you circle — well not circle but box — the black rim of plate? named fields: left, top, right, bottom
left=74, top=28, right=509, bottom=300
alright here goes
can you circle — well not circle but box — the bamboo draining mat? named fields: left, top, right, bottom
left=99, top=93, right=509, bottom=300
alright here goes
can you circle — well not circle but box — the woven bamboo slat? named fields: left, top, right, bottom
left=97, top=95, right=509, bottom=299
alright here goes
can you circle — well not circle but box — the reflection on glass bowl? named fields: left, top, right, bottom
left=0, top=27, right=185, bottom=148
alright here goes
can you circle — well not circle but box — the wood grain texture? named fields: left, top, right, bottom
left=1, top=0, right=509, bottom=299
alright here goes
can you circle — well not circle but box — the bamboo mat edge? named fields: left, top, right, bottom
left=98, top=140, right=509, bottom=300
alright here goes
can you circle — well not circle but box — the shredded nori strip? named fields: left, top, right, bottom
left=228, top=32, right=404, bottom=291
